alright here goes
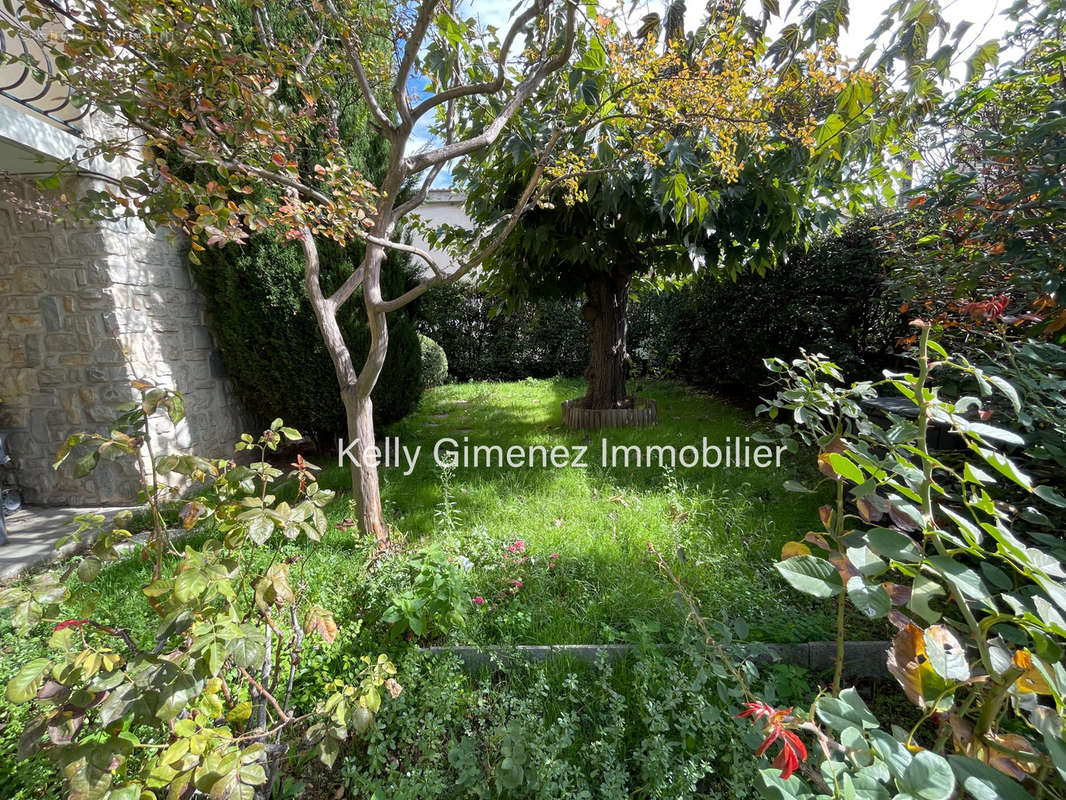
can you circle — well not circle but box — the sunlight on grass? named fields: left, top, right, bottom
left=317, top=378, right=840, bottom=644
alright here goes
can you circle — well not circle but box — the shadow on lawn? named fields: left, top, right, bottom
left=316, top=377, right=819, bottom=548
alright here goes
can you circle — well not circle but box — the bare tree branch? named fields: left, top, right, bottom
left=404, top=0, right=577, bottom=174
left=393, top=0, right=441, bottom=129
left=407, top=1, right=543, bottom=122
left=371, top=127, right=566, bottom=313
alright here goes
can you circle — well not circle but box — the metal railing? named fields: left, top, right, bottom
left=0, top=0, right=86, bottom=132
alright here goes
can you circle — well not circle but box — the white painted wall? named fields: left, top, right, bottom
left=405, top=190, right=474, bottom=279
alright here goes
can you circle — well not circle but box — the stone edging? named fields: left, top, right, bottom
left=421, top=641, right=889, bottom=678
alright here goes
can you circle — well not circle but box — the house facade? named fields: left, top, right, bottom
left=0, top=5, right=246, bottom=505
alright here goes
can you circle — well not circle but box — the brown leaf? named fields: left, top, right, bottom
left=886, top=624, right=930, bottom=708
left=856, top=496, right=884, bottom=523
left=817, top=454, right=839, bottom=480
left=304, top=607, right=338, bottom=644
left=818, top=505, right=835, bottom=531
left=803, top=532, right=830, bottom=551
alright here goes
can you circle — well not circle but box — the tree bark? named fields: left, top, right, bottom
left=341, top=385, right=388, bottom=548
left=301, top=231, right=390, bottom=549
left=582, top=268, right=632, bottom=409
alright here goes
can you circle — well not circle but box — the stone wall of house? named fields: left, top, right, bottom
left=0, top=177, right=246, bottom=505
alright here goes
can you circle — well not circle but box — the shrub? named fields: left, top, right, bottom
left=418, top=334, right=449, bottom=389
left=748, top=326, right=1066, bottom=797
left=0, top=382, right=399, bottom=798
left=193, top=236, right=423, bottom=439
left=341, top=643, right=764, bottom=799
left=628, top=217, right=908, bottom=398
left=414, top=283, right=588, bottom=382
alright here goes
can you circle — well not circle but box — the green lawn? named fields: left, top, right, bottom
left=311, top=377, right=838, bottom=645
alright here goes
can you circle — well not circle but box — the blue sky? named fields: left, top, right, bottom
left=407, top=0, right=1009, bottom=188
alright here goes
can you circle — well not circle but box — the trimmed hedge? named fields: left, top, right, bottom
left=414, top=283, right=588, bottom=382
left=192, top=236, right=422, bottom=440
left=419, top=334, right=448, bottom=389
left=628, top=217, right=907, bottom=398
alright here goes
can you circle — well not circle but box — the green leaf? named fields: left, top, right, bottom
left=1034, top=485, right=1066, bottom=509
left=827, top=452, right=864, bottom=484
left=948, top=754, right=1036, bottom=800
left=174, top=569, right=208, bottom=603
left=74, top=450, right=100, bottom=478
left=6, top=658, right=51, bottom=703
left=966, top=40, right=999, bottom=82
left=922, top=626, right=970, bottom=682
left=775, top=555, right=843, bottom=599
left=902, top=750, right=955, bottom=800
left=575, top=38, right=606, bottom=71
left=864, top=528, right=921, bottom=562
left=816, top=688, right=879, bottom=732
left=846, top=576, right=891, bottom=618
left=926, top=557, right=990, bottom=604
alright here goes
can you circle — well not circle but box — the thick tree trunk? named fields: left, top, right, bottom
left=582, top=268, right=632, bottom=409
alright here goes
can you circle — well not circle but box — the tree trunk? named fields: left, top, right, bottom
left=300, top=230, right=390, bottom=549
left=342, top=386, right=388, bottom=549
left=582, top=268, right=632, bottom=409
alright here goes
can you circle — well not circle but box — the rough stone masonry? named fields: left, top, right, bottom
left=0, top=177, right=246, bottom=505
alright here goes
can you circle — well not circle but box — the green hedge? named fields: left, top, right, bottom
left=192, top=236, right=422, bottom=440
left=628, top=217, right=908, bottom=398
left=414, top=283, right=588, bottom=382
left=418, top=334, right=448, bottom=389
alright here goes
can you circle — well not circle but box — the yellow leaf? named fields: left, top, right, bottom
left=781, top=541, right=811, bottom=559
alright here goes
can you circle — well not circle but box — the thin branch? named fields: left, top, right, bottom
left=394, top=0, right=442, bottom=128
left=407, top=1, right=543, bottom=122
left=238, top=665, right=292, bottom=723
left=403, top=0, right=578, bottom=174
left=371, top=127, right=566, bottom=313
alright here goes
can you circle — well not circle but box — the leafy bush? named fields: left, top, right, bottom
left=380, top=548, right=470, bottom=640
left=193, top=236, right=423, bottom=438
left=341, top=643, right=766, bottom=799
left=0, top=382, right=399, bottom=798
left=628, top=217, right=907, bottom=398
left=419, top=334, right=449, bottom=389
left=744, top=325, right=1066, bottom=798
left=415, top=283, right=588, bottom=382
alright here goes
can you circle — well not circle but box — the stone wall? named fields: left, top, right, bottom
left=0, top=177, right=247, bottom=505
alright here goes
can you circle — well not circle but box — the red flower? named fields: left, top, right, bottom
left=960, top=294, right=1009, bottom=322
left=738, top=701, right=808, bottom=780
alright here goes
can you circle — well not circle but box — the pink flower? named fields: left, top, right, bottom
left=510, top=579, right=523, bottom=588
left=507, top=539, right=526, bottom=554
left=472, top=596, right=485, bottom=606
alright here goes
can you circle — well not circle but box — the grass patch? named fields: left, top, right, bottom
left=315, top=378, right=855, bottom=645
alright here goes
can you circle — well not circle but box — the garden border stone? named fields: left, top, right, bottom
left=422, top=640, right=889, bottom=678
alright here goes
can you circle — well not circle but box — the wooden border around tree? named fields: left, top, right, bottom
left=561, top=397, right=658, bottom=429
